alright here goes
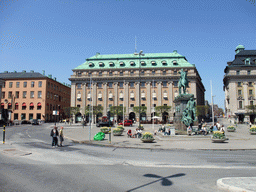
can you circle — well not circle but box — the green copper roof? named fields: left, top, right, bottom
left=236, top=44, right=245, bottom=49
left=74, top=51, right=195, bottom=70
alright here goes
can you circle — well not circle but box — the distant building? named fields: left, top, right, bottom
left=69, top=51, right=205, bottom=123
left=0, top=71, right=71, bottom=123
left=223, top=45, right=256, bottom=123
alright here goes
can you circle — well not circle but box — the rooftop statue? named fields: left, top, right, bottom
left=178, top=69, right=188, bottom=95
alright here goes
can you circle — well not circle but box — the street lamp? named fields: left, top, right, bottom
left=134, top=50, right=145, bottom=129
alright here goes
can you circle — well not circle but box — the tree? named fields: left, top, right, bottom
left=85, top=106, right=103, bottom=123
left=64, top=107, right=80, bottom=123
left=196, top=105, right=209, bottom=122
left=110, top=106, right=126, bottom=122
left=245, top=104, right=256, bottom=123
left=155, top=105, right=172, bottom=123
left=133, top=106, right=147, bottom=121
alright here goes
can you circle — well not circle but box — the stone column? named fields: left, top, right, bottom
left=243, top=82, right=249, bottom=107
left=92, top=82, right=97, bottom=124
left=103, top=82, right=107, bottom=116
left=146, top=82, right=151, bottom=121
left=157, top=81, right=162, bottom=106
left=82, top=83, right=86, bottom=116
left=168, top=81, right=173, bottom=120
left=135, top=82, right=140, bottom=106
left=124, top=82, right=129, bottom=117
left=114, top=82, right=118, bottom=106
left=71, top=83, right=76, bottom=107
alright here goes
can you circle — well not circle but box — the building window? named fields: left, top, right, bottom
left=16, top=82, right=20, bottom=88
left=239, top=101, right=243, bottom=109
left=236, top=71, right=240, bottom=75
left=8, top=91, right=12, bottom=98
left=245, top=58, right=250, bottom=65
left=1, top=92, right=5, bottom=99
left=98, top=83, right=102, bottom=88
left=21, top=113, right=26, bottom=120
left=152, top=82, right=156, bottom=87
left=174, top=71, right=177, bottom=75
left=47, top=92, right=50, bottom=99
left=120, top=71, right=123, bottom=76
left=30, top=91, right=34, bottom=98
left=163, top=71, right=166, bottom=75
left=119, top=82, right=123, bottom=88
left=130, top=104, right=134, bottom=107
left=163, top=81, right=167, bottom=87
left=9, top=82, right=13, bottom=88
left=130, top=82, right=134, bottom=88
left=141, top=71, right=144, bottom=75
left=23, top=91, right=27, bottom=98
left=109, top=104, right=112, bottom=108
left=152, top=71, right=155, bottom=75
left=173, top=81, right=178, bottom=87
left=238, top=82, right=242, bottom=87
left=29, top=103, right=34, bottom=110
left=142, top=104, right=145, bottom=107
left=15, top=91, right=19, bottom=99
left=153, top=104, right=156, bottom=107
left=54, top=85, right=56, bottom=90
left=249, top=90, right=253, bottom=95
left=249, top=82, right=253, bottom=87
left=109, top=72, right=113, bottom=76
left=38, top=91, right=42, bottom=98
left=238, top=90, right=242, bottom=95
left=109, top=82, right=113, bottom=88
left=141, top=82, right=145, bottom=87
left=248, top=70, right=251, bottom=75
left=99, top=72, right=102, bottom=76
left=14, top=113, right=18, bottom=120
left=250, top=101, right=254, bottom=106
left=22, top=103, right=26, bottom=110
left=38, top=81, right=42, bottom=87
left=15, top=103, right=18, bottom=110
left=77, top=83, right=82, bottom=89
left=24, top=82, right=27, bottom=88
left=31, top=81, right=35, bottom=88
left=8, top=103, right=12, bottom=110
left=29, top=114, right=33, bottom=120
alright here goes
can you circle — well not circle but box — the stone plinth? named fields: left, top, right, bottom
left=173, top=94, right=194, bottom=131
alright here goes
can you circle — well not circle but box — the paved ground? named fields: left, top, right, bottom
left=58, top=118, right=256, bottom=191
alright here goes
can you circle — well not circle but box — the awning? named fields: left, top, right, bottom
left=37, top=103, right=41, bottom=106
left=30, top=103, right=34, bottom=107
left=8, top=103, right=11, bottom=106
left=22, top=103, right=26, bottom=107
left=15, top=103, right=18, bottom=106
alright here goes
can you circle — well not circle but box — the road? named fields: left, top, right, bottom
left=1, top=124, right=256, bottom=192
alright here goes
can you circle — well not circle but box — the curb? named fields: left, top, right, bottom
left=64, top=136, right=256, bottom=151
left=217, top=178, right=255, bottom=192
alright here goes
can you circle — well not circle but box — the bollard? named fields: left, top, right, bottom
left=3, top=125, right=5, bottom=144
left=109, top=127, right=111, bottom=143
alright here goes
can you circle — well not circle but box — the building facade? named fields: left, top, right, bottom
left=0, top=71, right=71, bottom=123
left=224, top=45, right=256, bottom=123
left=69, top=51, right=205, bottom=123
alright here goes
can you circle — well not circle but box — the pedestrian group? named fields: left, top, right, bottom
left=50, top=126, right=64, bottom=148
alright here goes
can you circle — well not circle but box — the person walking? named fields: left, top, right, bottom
left=50, top=126, right=59, bottom=148
left=59, top=126, right=64, bottom=147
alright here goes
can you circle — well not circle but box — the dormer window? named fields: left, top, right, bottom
left=89, top=62, right=94, bottom=67
left=109, top=62, right=114, bottom=67
left=151, top=61, right=157, bottom=66
left=162, top=61, right=167, bottom=66
left=173, top=60, right=178, bottom=65
left=130, top=61, right=135, bottom=66
left=120, top=62, right=125, bottom=67
left=141, top=61, right=146, bottom=66
left=245, top=58, right=250, bottom=65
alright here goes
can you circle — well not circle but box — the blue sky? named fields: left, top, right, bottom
left=1, top=0, right=256, bottom=109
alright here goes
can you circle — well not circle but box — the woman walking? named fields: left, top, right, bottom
left=59, top=126, right=64, bottom=147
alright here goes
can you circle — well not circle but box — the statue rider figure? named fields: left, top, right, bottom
left=178, top=69, right=189, bottom=95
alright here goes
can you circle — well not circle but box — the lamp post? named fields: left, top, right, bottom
left=134, top=50, right=144, bottom=129
left=210, top=80, right=216, bottom=126
left=54, top=95, right=58, bottom=126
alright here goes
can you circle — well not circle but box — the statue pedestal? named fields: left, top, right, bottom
left=173, top=94, right=194, bottom=131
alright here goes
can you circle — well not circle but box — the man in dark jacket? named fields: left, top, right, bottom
left=50, top=126, right=59, bottom=147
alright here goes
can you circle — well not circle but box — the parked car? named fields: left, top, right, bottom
left=21, top=120, right=31, bottom=124
left=119, top=120, right=133, bottom=126
left=31, top=119, right=39, bottom=125
left=96, top=121, right=113, bottom=127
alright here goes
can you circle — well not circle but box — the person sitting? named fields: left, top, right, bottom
left=187, top=126, right=192, bottom=136
left=127, top=129, right=132, bottom=138
left=137, top=129, right=142, bottom=138
left=220, top=125, right=225, bottom=135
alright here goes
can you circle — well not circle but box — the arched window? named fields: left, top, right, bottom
left=37, top=102, right=42, bottom=110
left=15, top=103, right=19, bottom=110
left=22, top=102, right=26, bottom=110
left=29, top=103, right=34, bottom=110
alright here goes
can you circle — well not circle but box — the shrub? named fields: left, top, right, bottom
left=117, top=125, right=124, bottom=130
left=113, top=128, right=123, bottom=133
left=212, top=131, right=226, bottom=139
left=100, top=127, right=110, bottom=133
left=227, top=126, right=236, bottom=130
left=141, top=132, right=154, bottom=139
left=250, top=126, right=256, bottom=132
